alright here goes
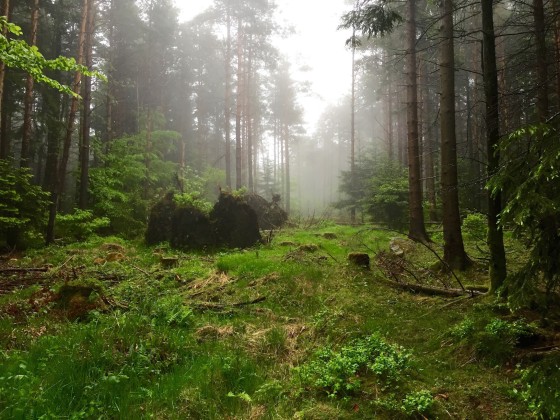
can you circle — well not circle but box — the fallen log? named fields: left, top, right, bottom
left=192, top=296, right=266, bottom=311
left=378, top=277, right=485, bottom=297
left=0, top=267, right=50, bottom=275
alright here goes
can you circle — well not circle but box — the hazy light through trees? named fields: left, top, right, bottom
left=177, top=0, right=355, bottom=130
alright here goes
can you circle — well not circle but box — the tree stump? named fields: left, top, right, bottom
left=348, top=252, right=370, bottom=269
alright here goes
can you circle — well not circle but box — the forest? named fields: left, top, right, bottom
left=0, top=0, right=559, bottom=418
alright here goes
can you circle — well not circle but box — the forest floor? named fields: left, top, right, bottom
left=0, top=223, right=557, bottom=418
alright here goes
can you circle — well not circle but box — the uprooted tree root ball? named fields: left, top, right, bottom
left=146, top=192, right=263, bottom=250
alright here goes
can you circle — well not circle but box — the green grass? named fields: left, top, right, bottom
left=0, top=225, right=544, bottom=418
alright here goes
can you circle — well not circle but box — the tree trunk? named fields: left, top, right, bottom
left=247, top=42, right=254, bottom=192
left=0, top=0, right=10, bottom=159
left=386, top=81, right=394, bottom=160
left=79, top=0, right=95, bottom=209
left=533, top=0, right=549, bottom=122
left=235, top=17, right=243, bottom=190
left=406, top=0, right=429, bottom=242
left=439, top=0, right=469, bottom=270
left=225, top=3, right=232, bottom=188
left=46, top=0, right=89, bottom=244
left=350, top=15, right=357, bottom=223
left=421, top=60, right=438, bottom=222
left=283, top=123, right=290, bottom=215
left=20, top=0, right=40, bottom=168
left=481, top=0, right=507, bottom=292
left=555, top=0, right=560, bottom=111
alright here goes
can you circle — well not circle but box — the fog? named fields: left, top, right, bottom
left=173, top=0, right=391, bottom=219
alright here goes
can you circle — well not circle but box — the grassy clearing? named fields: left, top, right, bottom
left=0, top=225, right=546, bottom=418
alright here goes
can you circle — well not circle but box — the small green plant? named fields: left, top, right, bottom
left=449, top=317, right=537, bottom=365
left=462, top=212, right=488, bottom=241
left=0, top=160, right=50, bottom=247
left=449, top=318, right=476, bottom=340
left=516, top=355, right=560, bottom=419
left=56, top=209, right=110, bottom=241
left=174, top=192, right=213, bottom=215
left=401, top=390, right=434, bottom=416
left=296, top=333, right=411, bottom=397
left=151, top=294, right=194, bottom=327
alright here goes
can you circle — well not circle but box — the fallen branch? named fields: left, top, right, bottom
left=378, top=277, right=485, bottom=298
left=192, top=296, right=266, bottom=311
left=0, top=267, right=50, bottom=275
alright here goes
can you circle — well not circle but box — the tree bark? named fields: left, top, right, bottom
left=555, top=0, right=560, bottom=111
left=20, top=0, right=40, bottom=168
left=46, top=0, right=89, bottom=244
left=225, top=3, right=232, bottom=188
left=235, top=17, right=243, bottom=190
left=421, top=60, right=438, bottom=222
left=533, top=0, right=549, bottom=122
left=350, top=20, right=357, bottom=223
left=79, top=0, right=95, bottom=209
left=0, top=0, right=10, bottom=159
left=247, top=42, right=254, bottom=192
left=406, top=0, right=429, bottom=242
left=481, top=0, right=507, bottom=292
left=283, top=123, right=290, bottom=215
left=439, top=0, right=469, bottom=270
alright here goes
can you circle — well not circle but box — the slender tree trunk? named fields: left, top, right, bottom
left=46, top=0, right=89, bottom=244
left=421, top=60, right=437, bottom=221
left=79, top=0, right=94, bottom=209
left=235, top=18, right=243, bottom=190
left=555, top=0, right=560, bottom=110
left=407, top=0, right=429, bottom=242
left=533, top=0, right=549, bottom=122
left=247, top=43, right=254, bottom=192
left=350, top=15, right=357, bottom=223
left=225, top=3, right=232, bottom=188
left=284, top=124, right=290, bottom=215
left=439, top=0, right=469, bottom=270
left=0, top=0, right=10, bottom=159
left=481, top=0, right=507, bottom=292
left=386, top=82, right=394, bottom=160
left=103, top=0, right=115, bottom=161
left=20, top=0, right=40, bottom=168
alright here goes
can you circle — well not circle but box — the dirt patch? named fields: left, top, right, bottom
left=348, top=252, right=370, bottom=269
left=54, top=284, right=107, bottom=320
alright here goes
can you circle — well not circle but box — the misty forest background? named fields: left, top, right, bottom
left=1, top=0, right=560, bottom=319
left=2, top=0, right=560, bottom=418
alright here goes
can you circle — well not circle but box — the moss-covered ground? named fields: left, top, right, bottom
left=0, top=224, right=551, bottom=418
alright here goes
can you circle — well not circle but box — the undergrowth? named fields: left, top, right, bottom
left=0, top=224, right=545, bottom=418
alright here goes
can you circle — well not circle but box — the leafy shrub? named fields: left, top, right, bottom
left=462, top=212, right=487, bottom=241
left=296, top=333, right=411, bottom=397
left=516, top=355, right=560, bottom=419
left=151, top=294, right=194, bottom=327
left=365, top=161, right=409, bottom=230
left=55, top=209, right=110, bottom=241
left=0, top=160, right=50, bottom=247
left=90, top=131, right=180, bottom=237
left=488, top=122, right=560, bottom=310
left=401, top=390, right=434, bottom=416
left=174, top=192, right=212, bottom=215
left=449, top=317, right=537, bottom=365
